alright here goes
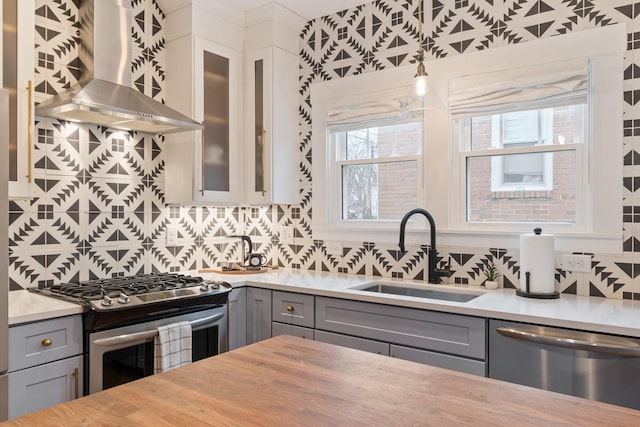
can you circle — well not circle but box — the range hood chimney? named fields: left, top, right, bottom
left=35, top=0, right=201, bottom=134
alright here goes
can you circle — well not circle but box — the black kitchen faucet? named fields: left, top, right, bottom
left=399, top=208, right=450, bottom=284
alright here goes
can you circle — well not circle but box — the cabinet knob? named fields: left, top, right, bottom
left=286, top=306, right=294, bottom=312
left=42, top=338, right=52, bottom=347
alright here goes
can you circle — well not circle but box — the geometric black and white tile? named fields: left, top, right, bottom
left=297, top=0, right=640, bottom=300
left=8, top=0, right=640, bottom=301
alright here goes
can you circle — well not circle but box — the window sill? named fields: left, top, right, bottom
left=313, top=224, right=622, bottom=254
left=438, top=228, right=622, bottom=254
left=490, top=190, right=552, bottom=200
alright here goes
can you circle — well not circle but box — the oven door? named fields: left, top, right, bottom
left=88, top=306, right=227, bottom=394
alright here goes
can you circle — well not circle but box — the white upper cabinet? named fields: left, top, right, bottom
left=165, top=34, right=242, bottom=204
left=3, top=0, right=35, bottom=200
left=164, top=2, right=244, bottom=205
left=242, top=4, right=303, bottom=205
left=243, top=46, right=299, bottom=204
left=163, top=1, right=303, bottom=205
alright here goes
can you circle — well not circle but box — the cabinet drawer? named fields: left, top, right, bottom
left=9, top=315, right=83, bottom=371
left=272, top=291, right=314, bottom=328
left=315, top=330, right=390, bottom=356
left=272, top=322, right=314, bottom=340
left=390, top=345, right=486, bottom=376
left=316, top=297, right=486, bottom=359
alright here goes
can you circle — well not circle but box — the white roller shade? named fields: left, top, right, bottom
left=449, top=58, right=589, bottom=119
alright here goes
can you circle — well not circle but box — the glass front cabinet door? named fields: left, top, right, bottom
left=165, top=36, right=241, bottom=204
left=244, top=47, right=299, bottom=205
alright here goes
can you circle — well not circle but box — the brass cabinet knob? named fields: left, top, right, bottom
left=42, top=338, right=52, bottom=347
left=286, top=306, right=294, bottom=312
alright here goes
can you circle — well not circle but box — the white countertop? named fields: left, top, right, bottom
left=8, top=290, right=85, bottom=325
left=195, top=268, right=640, bottom=338
left=9, top=268, right=640, bottom=338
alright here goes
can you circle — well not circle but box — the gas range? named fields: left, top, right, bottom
left=31, top=273, right=232, bottom=331
left=36, top=273, right=234, bottom=395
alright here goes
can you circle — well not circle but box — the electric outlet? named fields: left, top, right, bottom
left=326, top=242, right=343, bottom=257
left=166, top=225, right=178, bottom=247
left=280, top=226, right=294, bottom=243
left=561, top=254, right=591, bottom=273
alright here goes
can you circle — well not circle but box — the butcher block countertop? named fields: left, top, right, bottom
left=3, top=336, right=640, bottom=427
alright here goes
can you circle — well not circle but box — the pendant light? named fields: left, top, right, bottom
left=414, top=0, right=427, bottom=97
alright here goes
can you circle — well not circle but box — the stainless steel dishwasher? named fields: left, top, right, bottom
left=488, top=319, right=640, bottom=410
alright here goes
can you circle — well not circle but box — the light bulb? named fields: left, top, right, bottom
left=415, top=74, right=427, bottom=97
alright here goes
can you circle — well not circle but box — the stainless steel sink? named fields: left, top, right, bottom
left=354, top=283, right=481, bottom=303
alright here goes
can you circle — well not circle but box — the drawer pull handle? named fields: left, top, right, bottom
left=73, top=368, right=79, bottom=399
left=200, top=130, right=205, bottom=196
left=27, top=80, right=33, bottom=183
left=286, top=306, right=294, bottom=312
left=42, top=338, right=52, bottom=347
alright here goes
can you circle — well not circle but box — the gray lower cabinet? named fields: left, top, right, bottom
left=237, top=289, right=487, bottom=376
left=246, top=287, right=272, bottom=345
left=271, top=291, right=315, bottom=340
left=272, top=291, right=314, bottom=328
left=7, top=315, right=83, bottom=419
left=271, top=322, right=314, bottom=339
left=228, top=287, right=247, bottom=351
left=8, top=356, right=83, bottom=419
left=315, top=296, right=486, bottom=375
left=390, top=345, right=486, bottom=376
left=314, top=330, right=390, bottom=356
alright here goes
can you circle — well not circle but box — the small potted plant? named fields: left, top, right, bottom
left=483, top=261, right=501, bottom=289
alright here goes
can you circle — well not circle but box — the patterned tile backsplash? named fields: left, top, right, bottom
left=8, top=0, right=640, bottom=300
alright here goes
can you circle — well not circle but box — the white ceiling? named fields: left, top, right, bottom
left=230, top=0, right=370, bottom=19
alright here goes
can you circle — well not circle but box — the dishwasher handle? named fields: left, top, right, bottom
left=495, top=326, right=640, bottom=357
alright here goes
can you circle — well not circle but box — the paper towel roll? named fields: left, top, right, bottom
left=520, top=228, right=555, bottom=294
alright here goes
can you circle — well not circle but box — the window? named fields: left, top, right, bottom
left=456, top=104, right=587, bottom=223
left=449, top=55, right=592, bottom=229
left=426, top=24, right=625, bottom=253
left=311, top=69, right=426, bottom=242
left=331, top=121, right=421, bottom=221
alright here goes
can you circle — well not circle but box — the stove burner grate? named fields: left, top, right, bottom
left=45, top=273, right=209, bottom=302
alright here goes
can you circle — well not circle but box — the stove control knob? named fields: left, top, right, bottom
left=101, top=295, right=113, bottom=307
left=210, top=281, right=220, bottom=289
left=200, top=283, right=210, bottom=292
left=118, top=292, right=130, bottom=304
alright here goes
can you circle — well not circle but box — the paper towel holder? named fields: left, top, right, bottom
left=516, top=271, right=560, bottom=299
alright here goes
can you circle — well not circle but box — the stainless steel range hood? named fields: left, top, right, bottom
left=35, top=0, right=201, bottom=134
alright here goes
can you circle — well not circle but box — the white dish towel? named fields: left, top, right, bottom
left=153, top=321, right=192, bottom=374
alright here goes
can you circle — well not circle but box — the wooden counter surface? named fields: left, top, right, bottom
left=3, top=335, right=640, bottom=426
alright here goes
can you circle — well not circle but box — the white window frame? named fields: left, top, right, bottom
left=331, top=120, right=423, bottom=221
left=431, top=24, right=624, bottom=253
left=311, top=68, right=427, bottom=243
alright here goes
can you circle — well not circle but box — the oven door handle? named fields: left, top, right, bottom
left=92, top=312, right=225, bottom=347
